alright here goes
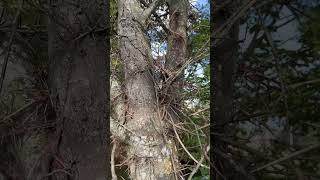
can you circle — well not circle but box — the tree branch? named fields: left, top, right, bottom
left=0, top=8, right=20, bottom=95
left=289, top=78, right=320, bottom=89
left=142, top=0, right=165, bottom=22
left=251, top=143, right=320, bottom=173
left=138, top=0, right=169, bottom=33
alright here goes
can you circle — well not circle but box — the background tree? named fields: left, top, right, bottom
left=212, top=0, right=320, bottom=179
left=0, top=0, right=110, bottom=179
left=211, top=0, right=241, bottom=179
left=47, top=0, right=109, bottom=179
left=0, top=1, right=53, bottom=179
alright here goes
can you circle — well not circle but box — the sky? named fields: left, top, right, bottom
left=192, top=0, right=208, bottom=6
left=196, top=0, right=209, bottom=6
left=192, top=0, right=210, bottom=16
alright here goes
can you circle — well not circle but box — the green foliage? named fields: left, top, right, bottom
left=179, top=8, right=210, bottom=179
left=189, top=18, right=210, bottom=56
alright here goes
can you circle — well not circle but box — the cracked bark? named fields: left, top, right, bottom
left=117, top=0, right=175, bottom=179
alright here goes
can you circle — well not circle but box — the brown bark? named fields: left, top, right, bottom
left=211, top=0, right=239, bottom=179
left=47, top=0, right=109, bottom=179
left=164, top=0, right=188, bottom=178
left=165, top=0, right=188, bottom=116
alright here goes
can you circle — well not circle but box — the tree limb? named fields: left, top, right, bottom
left=251, top=143, right=320, bottom=173
left=289, top=79, right=320, bottom=89
left=0, top=8, right=20, bottom=94
left=142, top=0, right=165, bottom=22
left=139, top=0, right=169, bottom=33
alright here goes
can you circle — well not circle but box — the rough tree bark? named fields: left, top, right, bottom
left=117, top=0, right=177, bottom=179
left=165, top=0, right=188, bottom=119
left=164, top=0, right=188, bottom=177
left=47, top=0, right=109, bottom=179
left=211, top=0, right=240, bottom=179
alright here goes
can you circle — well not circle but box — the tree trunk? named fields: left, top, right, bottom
left=164, top=0, right=188, bottom=177
left=165, top=0, right=188, bottom=119
left=117, top=0, right=175, bottom=179
left=211, top=0, right=239, bottom=179
left=47, top=0, right=109, bottom=179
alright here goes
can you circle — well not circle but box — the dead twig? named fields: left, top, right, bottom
left=251, top=143, right=320, bottom=173
left=0, top=101, right=37, bottom=124
left=168, top=113, right=209, bottom=169
left=39, top=169, right=73, bottom=180
left=0, top=7, right=20, bottom=94
left=187, top=146, right=209, bottom=180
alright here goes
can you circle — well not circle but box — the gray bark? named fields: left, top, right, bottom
left=47, top=0, right=109, bottom=179
left=110, top=75, right=126, bottom=141
left=117, top=0, right=175, bottom=179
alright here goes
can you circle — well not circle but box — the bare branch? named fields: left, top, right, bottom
left=0, top=8, right=20, bottom=94
left=187, top=146, right=209, bottom=180
left=168, top=113, right=209, bottom=169
left=289, top=79, right=320, bottom=89
left=251, top=143, right=320, bottom=173
left=142, top=0, right=165, bottom=22
left=139, top=0, right=169, bottom=33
